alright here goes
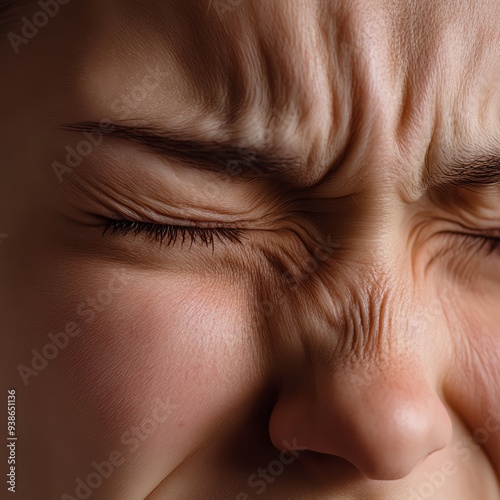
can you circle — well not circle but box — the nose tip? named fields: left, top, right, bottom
left=341, top=400, right=452, bottom=480
left=269, top=372, right=453, bottom=481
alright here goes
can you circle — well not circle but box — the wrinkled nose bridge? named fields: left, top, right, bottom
left=267, top=241, right=435, bottom=381
left=314, top=269, right=412, bottom=360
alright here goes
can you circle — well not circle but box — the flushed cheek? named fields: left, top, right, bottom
left=41, top=269, right=261, bottom=488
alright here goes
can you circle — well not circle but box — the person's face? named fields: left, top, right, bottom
left=2, top=0, right=500, bottom=498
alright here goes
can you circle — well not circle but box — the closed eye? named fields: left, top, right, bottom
left=100, top=217, right=245, bottom=252
left=449, top=231, right=500, bottom=255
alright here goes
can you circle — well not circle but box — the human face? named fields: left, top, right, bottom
left=1, top=0, right=500, bottom=498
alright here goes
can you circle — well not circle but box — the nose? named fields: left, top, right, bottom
left=268, top=362, right=452, bottom=480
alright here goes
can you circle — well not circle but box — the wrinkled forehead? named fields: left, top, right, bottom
left=75, top=0, right=355, bottom=148
left=10, top=0, right=500, bottom=185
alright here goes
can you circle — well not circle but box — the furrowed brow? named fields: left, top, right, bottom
left=60, top=121, right=300, bottom=181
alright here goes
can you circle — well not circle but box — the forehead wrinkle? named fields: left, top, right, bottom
left=218, top=1, right=352, bottom=179
left=77, top=0, right=500, bottom=194
left=388, top=10, right=444, bottom=199
left=419, top=2, right=500, bottom=191
left=206, top=0, right=340, bottom=152
left=78, top=1, right=389, bottom=190
left=120, top=1, right=356, bottom=182
left=383, top=0, right=500, bottom=198
left=116, top=0, right=278, bottom=145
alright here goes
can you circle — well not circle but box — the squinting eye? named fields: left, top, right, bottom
left=100, top=218, right=245, bottom=250
left=454, top=232, right=500, bottom=255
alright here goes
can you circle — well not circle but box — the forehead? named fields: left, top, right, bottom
left=26, top=0, right=500, bottom=186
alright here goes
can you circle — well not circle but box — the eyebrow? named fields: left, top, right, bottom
left=61, top=121, right=500, bottom=191
left=427, top=153, right=500, bottom=190
left=60, top=121, right=300, bottom=182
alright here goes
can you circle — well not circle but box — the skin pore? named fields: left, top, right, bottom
left=1, top=0, right=500, bottom=498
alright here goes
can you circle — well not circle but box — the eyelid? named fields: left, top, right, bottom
left=448, top=220, right=500, bottom=237
left=88, top=207, right=246, bottom=228
left=462, top=233, right=500, bottom=254
left=99, top=217, right=245, bottom=251
left=444, top=230, right=500, bottom=256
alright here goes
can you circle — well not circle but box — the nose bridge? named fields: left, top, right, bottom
left=334, top=268, right=398, bottom=361
left=310, top=254, right=451, bottom=399
left=311, top=255, right=418, bottom=367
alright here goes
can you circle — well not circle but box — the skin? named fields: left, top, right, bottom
left=1, top=0, right=500, bottom=498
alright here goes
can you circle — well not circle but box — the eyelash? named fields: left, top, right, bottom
left=99, top=217, right=500, bottom=260
left=100, top=218, right=244, bottom=250
left=454, top=232, right=500, bottom=255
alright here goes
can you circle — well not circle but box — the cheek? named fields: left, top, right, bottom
left=35, top=263, right=262, bottom=476
left=443, top=290, right=500, bottom=468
